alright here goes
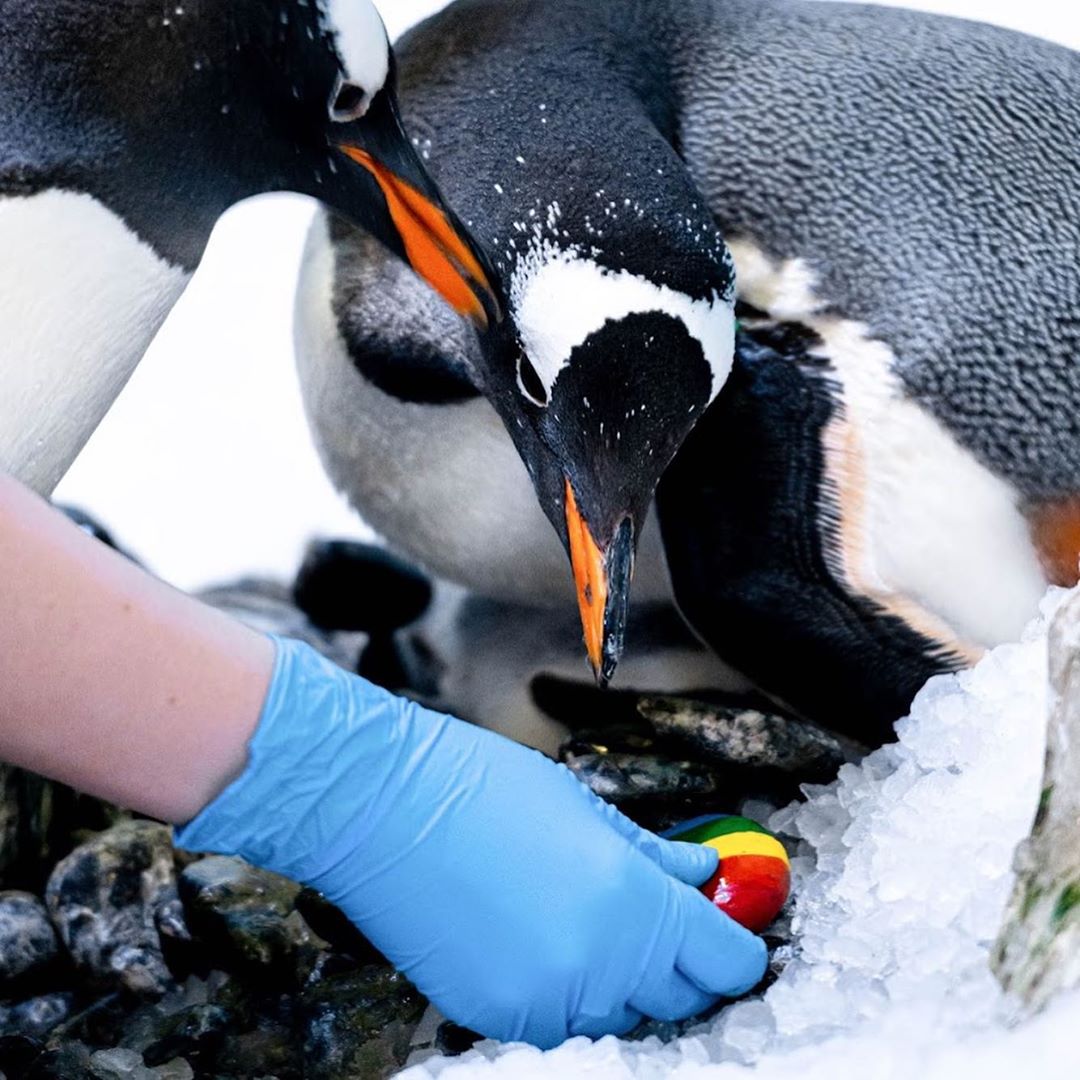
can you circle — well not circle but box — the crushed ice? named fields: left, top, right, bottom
left=404, top=589, right=1080, bottom=1079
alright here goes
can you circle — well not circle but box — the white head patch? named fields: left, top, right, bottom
left=320, top=0, right=390, bottom=96
left=511, top=250, right=736, bottom=404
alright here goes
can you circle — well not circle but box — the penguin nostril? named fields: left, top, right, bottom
left=516, top=351, right=550, bottom=407
left=329, top=79, right=370, bottom=123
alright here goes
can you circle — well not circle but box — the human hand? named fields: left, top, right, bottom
left=176, top=637, right=767, bottom=1047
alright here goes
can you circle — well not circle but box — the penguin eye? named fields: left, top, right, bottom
left=516, top=351, right=549, bottom=407
left=329, top=78, right=371, bottom=123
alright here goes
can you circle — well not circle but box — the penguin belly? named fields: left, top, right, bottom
left=295, top=211, right=675, bottom=609
left=0, top=190, right=190, bottom=495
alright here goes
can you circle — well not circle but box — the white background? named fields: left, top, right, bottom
left=55, top=0, right=1080, bottom=592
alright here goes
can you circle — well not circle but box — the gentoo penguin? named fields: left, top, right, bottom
left=0, top=0, right=495, bottom=497
left=296, top=0, right=1080, bottom=743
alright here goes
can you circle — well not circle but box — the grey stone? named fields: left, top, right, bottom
left=24, top=1040, right=93, bottom=1080
left=89, top=1048, right=149, bottom=1080
left=0, top=992, right=74, bottom=1040
left=46, top=822, right=176, bottom=997
left=562, top=751, right=725, bottom=804
left=213, top=1025, right=299, bottom=1079
left=637, top=696, right=847, bottom=780
left=142, top=1002, right=231, bottom=1069
left=0, top=891, right=59, bottom=983
left=178, top=857, right=322, bottom=982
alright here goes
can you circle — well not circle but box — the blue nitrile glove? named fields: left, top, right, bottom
left=175, top=636, right=766, bottom=1048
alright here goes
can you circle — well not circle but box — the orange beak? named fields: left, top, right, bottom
left=565, top=479, right=608, bottom=679
left=340, top=145, right=496, bottom=329
left=564, top=480, right=635, bottom=686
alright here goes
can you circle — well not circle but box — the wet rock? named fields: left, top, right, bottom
left=214, top=1023, right=300, bottom=1079
left=105, top=975, right=220, bottom=1056
left=561, top=749, right=725, bottom=805
left=293, top=540, right=433, bottom=635
left=0, top=992, right=75, bottom=1040
left=637, top=696, right=846, bottom=781
left=88, top=1047, right=193, bottom=1080
left=89, top=1048, right=147, bottom=1079
left=89, top=1047, right=195, bottom=1080
left=405, top=1004, right=482, bottom=1068
left=294, top=889, right=386, bottom=967
left=46, top=822, right=176, bottom=997
left=142, top=1003, right=231, bottom=1070
left=178, top=857, right=321, bottom=984
left=434, top=1021, right=482, bottom=1057
left=26, top=1040, right=93, bottom=1080
left=0, top=891, right=59, bottom=984
left=198, top=579, right=362, bottom=671
left=0, top=1032, right=44, bottom=1075
left=300, top=954, right=426, bottom=1079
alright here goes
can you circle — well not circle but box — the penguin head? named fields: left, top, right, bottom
left=476, top=251, right=736, bottom=684
left=274, top=0, right=498, bottom=326
left=240, top=0, right=498, bottom=326
left=24, top=0, right=496, bottom=323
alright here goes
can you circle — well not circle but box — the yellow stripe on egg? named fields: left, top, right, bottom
left=704, top=832, right=790, bottom=865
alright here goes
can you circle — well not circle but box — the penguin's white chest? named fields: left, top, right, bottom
left=0, top=190, right=190, bottom=494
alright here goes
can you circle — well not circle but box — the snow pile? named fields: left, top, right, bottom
left=404, top=590, right=1080, bottom=1079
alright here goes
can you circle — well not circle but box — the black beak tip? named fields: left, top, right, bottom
left=596, top=517, right=635, bottom=689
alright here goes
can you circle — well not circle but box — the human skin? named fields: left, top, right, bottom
left=0, top=469, right=273, bottom=823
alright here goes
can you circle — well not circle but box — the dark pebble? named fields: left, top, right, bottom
left=0, top=891, right=60, bottom=986
left=0, top=1033, right=44, bottom=1076
left=178, top=857, right=320, bottom=987
left=435, top=1022, right=482, bottom=1057
left=26, top=1040, right=93, bottom=1080
left=300, top=956, right=426, bottom=1080
left=142, top=1003, right=231, bottom=1070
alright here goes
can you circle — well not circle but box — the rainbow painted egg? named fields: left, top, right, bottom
left=668, top=815, right=791, bottom=932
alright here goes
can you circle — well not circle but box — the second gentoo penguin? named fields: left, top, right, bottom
left=296, top=0, right=1080, bottom=743
left=0, top=0, right=495, bottom=497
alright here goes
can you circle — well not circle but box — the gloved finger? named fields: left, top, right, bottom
left=676, top=891, right=768, bottom=997
left=568, top=1002, right=644, bottom=1039
left=583, top=790, right=718, bottom=887
left=636, top=835, right=718, bottom=888
left=630, top=966, right=718, bottom=1023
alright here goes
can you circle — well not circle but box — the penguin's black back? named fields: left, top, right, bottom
left=0, top=0, right=339, bottom=268
left=395, top=0, right=1080, bottom=500
left=668, top=0, right=1080, bottom=501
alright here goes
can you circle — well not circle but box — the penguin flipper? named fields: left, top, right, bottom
left=656, top=317, right=961, bottom=749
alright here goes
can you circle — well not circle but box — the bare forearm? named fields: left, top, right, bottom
left=0, top=471, right=273, bottom=823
